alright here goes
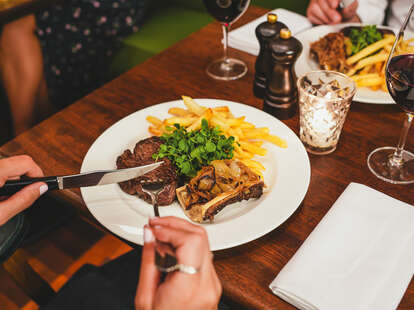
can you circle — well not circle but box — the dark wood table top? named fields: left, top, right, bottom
left=1, top=6, right=413, bottom=309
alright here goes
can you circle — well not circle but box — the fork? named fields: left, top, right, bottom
left=140, top=179, right=165, bottom=217
left=140, top=180, right=178, bottom=272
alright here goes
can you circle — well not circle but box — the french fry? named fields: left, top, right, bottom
left=182, top=95, right=206, bottom=116
left=346, top=35, right=395, bottom=65
left=212, top=106, right=230, bottom=113
left=239, top=141, right=267, bottom=156
left=186, top=108, right=213, bottom=131
left=164, top=116, right=197, bottom=127
left=240, top=158, right=266, bottom=171
left=353, top=52, right=388, bottom=71
left=168, top=107, right=193, bottom=117
left=146, top=116, right=163, bottom=127
left=355, top=76, right=383, bottom=87
left=262, top=134, right=288, bottom=148
left=149, top=126, right=163, bottom=136
left=242, top=127, right=270, bottom=139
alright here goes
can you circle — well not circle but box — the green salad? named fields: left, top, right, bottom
left=153, top=119, right=235, bottom=178
left=349, top=25, right=383, bottom=55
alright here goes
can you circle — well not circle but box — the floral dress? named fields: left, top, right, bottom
left=35, top=0, right=149, bottom=106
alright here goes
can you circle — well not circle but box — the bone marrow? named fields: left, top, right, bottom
left=176, top=160, right=264, bottom=222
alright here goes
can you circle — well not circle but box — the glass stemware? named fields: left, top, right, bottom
left=203, top=0, right=250, bottom=80
left=367, top=3, right=414, bottom=184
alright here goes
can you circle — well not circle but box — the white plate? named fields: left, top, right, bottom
left=80, top=99, right=310, bottom=251
left=295, top=23, right=394, bottom=104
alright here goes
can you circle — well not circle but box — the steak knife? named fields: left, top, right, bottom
left=0, top=161, right=163, bottom=196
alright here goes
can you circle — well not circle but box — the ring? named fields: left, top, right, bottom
left=157, top=263, right=199, bottom=274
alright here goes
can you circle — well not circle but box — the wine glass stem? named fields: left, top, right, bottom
left=389, top=113, right=413, bottom=166
left=222, top=23, right=230, bottom=64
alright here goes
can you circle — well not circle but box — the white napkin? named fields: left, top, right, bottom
left=269, top=182, right=414, bottom=310
left=227, top=8, right=312, bottom=55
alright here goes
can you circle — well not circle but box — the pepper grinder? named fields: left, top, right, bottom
left=253, top=13, right=286, bottom=98
left=263, top=28, right=303, bottom=119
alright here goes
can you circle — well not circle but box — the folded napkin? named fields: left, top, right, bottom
left=227, top=8, right=312, bottom=55
left=269, top=183, right=414, bottom=310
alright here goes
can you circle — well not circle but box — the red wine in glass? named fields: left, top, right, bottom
left=203, top=0, right=250, bottom=23
left=202, top=0, right=251, bottom=80
left=367, top=3, right=414, bottom=184
left=386, top=54, right=414, bottom=114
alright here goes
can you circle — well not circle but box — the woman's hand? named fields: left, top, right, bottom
left=307, top=0, right=359, bottom=25
left=0, top=155, right=47, bottom=225
left=135, top=216, right=222, bottom=310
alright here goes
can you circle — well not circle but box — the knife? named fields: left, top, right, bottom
left=0, top=161, right=164, bottom=196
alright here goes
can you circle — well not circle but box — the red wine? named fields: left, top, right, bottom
left=386, top=54, right=414, bottom=114
left=203, top=0, right=250, bottom=24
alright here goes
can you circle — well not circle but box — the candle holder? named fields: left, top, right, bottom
left=297, top=71, right=356, bottom=155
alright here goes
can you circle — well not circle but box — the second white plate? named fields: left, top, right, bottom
left=295, top=23, right=394, bottom=104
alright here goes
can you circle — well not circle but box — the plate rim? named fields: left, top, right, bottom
left=80, top=98, right=311, bottom=251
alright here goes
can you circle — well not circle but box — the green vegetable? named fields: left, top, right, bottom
left=349, top=25, right=383, bottom=55
left=153, top=119, right=235, bottom=178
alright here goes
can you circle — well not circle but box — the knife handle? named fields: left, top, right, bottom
left=0, top=176, right=59, bottom=196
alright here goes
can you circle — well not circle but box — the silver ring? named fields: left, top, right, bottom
left=157, top=263, right=199, bottom=274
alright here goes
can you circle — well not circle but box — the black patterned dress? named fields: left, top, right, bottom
left=35, top=0, right=149, bottom=106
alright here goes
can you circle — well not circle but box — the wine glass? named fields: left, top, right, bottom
left=367, top=3, right=414, bottom=184
left=203, top=0, right=251, bottom=80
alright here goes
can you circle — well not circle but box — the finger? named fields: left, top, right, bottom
left=149, top=216, right=204, bottom=234
left=0, top=155, right=43, bottom=186
left=317, top=0, right=341, bottom=23
left=328, top=0, right=341, bottom=9
left=308, top=14, right=325, bottom=25
left=308, top=3, right=330, bottom=24
left=0, top=182, right=47, bottom=225
left=152, top=225, right=208, bottom=267
left=135, top=226, right=160, bottom=310
left=342, top=0, right=358, bottom=20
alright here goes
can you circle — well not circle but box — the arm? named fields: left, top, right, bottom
left=0, top=155, right=47, bottom=225
left=307, top=0, right=359, bottom=24
left=135, top=216, right=222, bottom=310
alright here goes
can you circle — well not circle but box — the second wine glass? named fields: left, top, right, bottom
left=203, top=0, right=250, bottom=80
left=367, top=3, right=414, bottom=184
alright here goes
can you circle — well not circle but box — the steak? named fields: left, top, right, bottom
left=310, top=32, right=348, bottom=72
left=116, top=136, right=177, bottom=206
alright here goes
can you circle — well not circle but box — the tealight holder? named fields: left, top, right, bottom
left=297, top=71, right=356, bottom=155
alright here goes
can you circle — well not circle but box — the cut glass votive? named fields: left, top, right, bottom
left=297, top=71, right=356, bottom=155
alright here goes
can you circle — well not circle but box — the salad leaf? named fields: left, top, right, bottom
left=153, top=119, right=235, bottom=178
left=349, top=25, right=383, bottom=55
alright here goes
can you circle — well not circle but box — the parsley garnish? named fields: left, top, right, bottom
left=153, top=119, right=235, bottom=178
left=349, top=25, right=383, bottom=55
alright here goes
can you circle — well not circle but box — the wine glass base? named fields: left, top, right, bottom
left=367, top=146, right=414, bottom=184
left=206, top=57, right=247, bottom=81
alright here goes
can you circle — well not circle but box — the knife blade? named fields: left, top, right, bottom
left=0, top=161, right=163, bottom=196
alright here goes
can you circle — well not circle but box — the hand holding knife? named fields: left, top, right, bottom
left=0, top=161, right=163, bottom=196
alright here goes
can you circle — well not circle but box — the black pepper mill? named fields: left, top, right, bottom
left=253, top=13, right=286, bottom=98
left=263, top=28, right=303, bottom=119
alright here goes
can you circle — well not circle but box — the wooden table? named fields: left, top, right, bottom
left=1, top=6, right=413, bottom=309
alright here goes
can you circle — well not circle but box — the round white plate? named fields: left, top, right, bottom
left=295, top=23, right=394, bottom=104
left=80, top=99, right=310, bottom=251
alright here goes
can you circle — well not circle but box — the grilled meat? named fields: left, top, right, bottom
left=176, top=160, right=264, bottom=223
left=310, top=32, right=348, bottom=72
left=116, top=136, right=177, bottom=205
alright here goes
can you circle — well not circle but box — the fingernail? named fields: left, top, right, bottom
left=144, top=226, right=155, bottom=243
left=39, top=184, right=48, bottom=196
left=153, top=225, right=162, bottom=230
